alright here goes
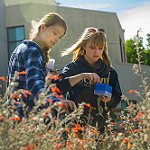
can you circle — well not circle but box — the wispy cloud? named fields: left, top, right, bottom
left=119, top=2, right=150, bottom=45
left=68, top=3, right=111, bottom=10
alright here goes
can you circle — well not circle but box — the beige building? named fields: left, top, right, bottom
left=1, top=0, right=150, bottom=112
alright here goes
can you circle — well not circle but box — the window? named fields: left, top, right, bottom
left=119, top=36, right=123, bottom=63
left=7, top=26, right=25, bottom=59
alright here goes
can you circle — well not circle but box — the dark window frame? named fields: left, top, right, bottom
left=7, top=25, right=25, bottom=60
left=119, top=36, right=123, bottom=63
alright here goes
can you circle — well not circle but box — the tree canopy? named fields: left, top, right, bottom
left=125, top=33, right=150, bottom=66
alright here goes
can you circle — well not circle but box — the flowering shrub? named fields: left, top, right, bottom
left=0, top=30, right=150, bottom=150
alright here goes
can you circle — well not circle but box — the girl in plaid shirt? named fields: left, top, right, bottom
left=7, top=13, right=76, bottom=117
left=7, top=13, right=101, bottom=118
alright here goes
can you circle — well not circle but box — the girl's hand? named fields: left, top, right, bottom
left=82, top=73, right=100, bottom=83
left=101, top=95, right=111, bottom=103
left=69, top=73, right=100, bottom=87
left=50, top=68, right=57, bottom=75
left=59, top=100, right=77, bottom=115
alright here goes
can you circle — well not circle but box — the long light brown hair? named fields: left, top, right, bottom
left=61, top=27, right=111, bottom=71
left=29, top=12, right=67, bottom=63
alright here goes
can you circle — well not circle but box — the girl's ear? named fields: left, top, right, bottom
left=40, top=24, right=46, bottom=31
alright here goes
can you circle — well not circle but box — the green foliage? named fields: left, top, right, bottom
left=126, top=34, right=150, bottom=65
left=146, top=33, right=150, bottom=49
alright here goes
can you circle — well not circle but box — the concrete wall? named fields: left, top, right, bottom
left=114, top=63, right=150, bottom=108
left=0, top=0, right=8, bottom=94
left=5, top=3, right=126, bottom=70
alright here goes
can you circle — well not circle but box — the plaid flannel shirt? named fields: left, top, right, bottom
left=7, top=40, right=47, bottom=99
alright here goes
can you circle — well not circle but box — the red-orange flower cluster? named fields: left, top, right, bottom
left=0, top=77, right=7, bottom=81
left=11, top=94, right=20, bottom=99
left=8, top=116, right=20, bottom=121
left=19, top=71, right=27, bottom=75
left=128, top=90, right=135, bottom=93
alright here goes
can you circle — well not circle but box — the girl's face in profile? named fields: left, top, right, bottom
left=84, top=41, right=104, bottom=66
left=39, top=24, right=65, bottom=49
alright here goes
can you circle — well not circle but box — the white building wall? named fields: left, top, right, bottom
left=0, top=0, right=8, bottom=94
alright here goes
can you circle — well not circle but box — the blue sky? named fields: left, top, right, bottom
left=56, top=0, right=150, bottom=46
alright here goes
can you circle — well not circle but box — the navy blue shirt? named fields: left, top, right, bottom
left=59, top=56, right=122, bottom=109
left=58, top=56, right=122, bottom=129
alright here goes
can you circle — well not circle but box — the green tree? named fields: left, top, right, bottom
left=146, top=33, right=150, bottom=49
left=126, top=34, right=150, bottom=65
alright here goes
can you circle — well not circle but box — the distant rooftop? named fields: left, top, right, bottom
left=5, top=0, right=58, bottom=6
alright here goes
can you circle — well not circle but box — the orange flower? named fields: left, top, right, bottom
left=137, top=112, right=145, bottom=117
left=24, top=94, right=27, bottom=99
left=90, top=129, right=97, bottom=134
left=21, top=90, right=32, bottom=96
left=51, top=87, right=57, bottom=93
left=43, top=114, right=49, bottom=117
left=0, top=115, right=4, bottom=121
left=69, top=146, right=74, bottom=149
left=92, top=107, right=96, bottom=110
left=123, top=138, right=130, bottom=143
left=128, top=143, right=133, bottom=149
left=119, top=123, right=123, bottom=127
left=89, top=138, right=93, bottom=142
left=85, top=103, right=91, bottom=108
left=56, top=88, right=62, bottom=93
left=19, top=71, right=27, bottom=75
left=54, top=143, right=62, bottom=148
left=48, top=130, right=52, bottom=133
left=137, top=121, right=143, bottom=125
left=132, top=116, right=139, bottom=120
left=59, top=95, right=64, bottom=99
left=66, top=141, right=71, bottom=145
left=15, top=116, right=20, bottom=121
left=0, top=77, right=7, bottom=81
left=55, top=94, right=63, bottom=99
left=127, top=105, right=135, bottom=108
left=128, top=90, right=135, bottom=93
left=134, top=129, right=141, bottom=133
left=112, top=122, right=117, bottom=125
left=30, top=117, right=34, bottom=120
left=47, top=99, right=53, bottom=103
left=11, top=94, right=20, bottom=99
left=39, top=134, right=43, bottom=137
left=49, top=109, right=52, bottom=113
left=8, top=116, right=20, bottom=121
left=9, top=129, right=14, bottom=132
left=51, top=75, right=61, bottom=80
left=23, top=145, right=37, bottom=150
left=58, top=103, right=64, bottom=106
left=54, top=120, right=57, bottom=125
left=73, top=133, right=77, bottom=138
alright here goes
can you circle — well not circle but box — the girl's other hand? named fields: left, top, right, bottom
left=101, top=95, right=111, bottom=103
left=59, top=100, right=77, bottom=115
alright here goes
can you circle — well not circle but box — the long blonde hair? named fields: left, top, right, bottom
left=61, top=27, right=111, bottom=70
left=29, top=12, right=67, bottom=63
